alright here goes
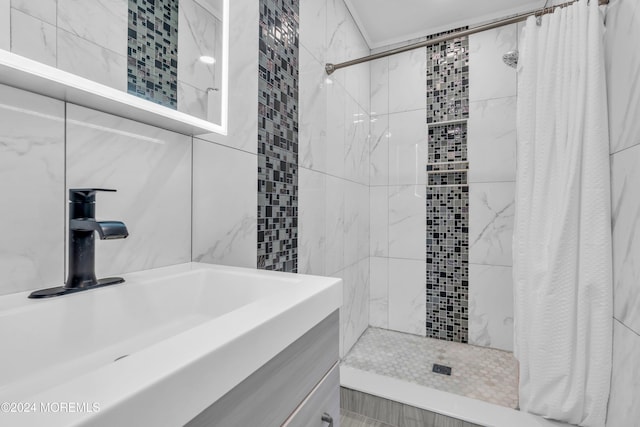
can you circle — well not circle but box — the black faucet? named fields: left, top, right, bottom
left=29, top=189, right=129, bottom=299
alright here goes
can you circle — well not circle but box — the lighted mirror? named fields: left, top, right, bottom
left=0, top=0, right=228, bottom=135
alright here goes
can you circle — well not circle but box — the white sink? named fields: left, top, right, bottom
left=0, top=263, right=342, bottom=426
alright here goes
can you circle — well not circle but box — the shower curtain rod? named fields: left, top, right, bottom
left=325, top=0, right=609, bottom=75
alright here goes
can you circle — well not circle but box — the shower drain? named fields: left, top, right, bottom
left=432, top=363, right=452, bottom=376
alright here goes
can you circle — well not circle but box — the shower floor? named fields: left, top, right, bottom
left=342, top=328, right=519, bottom=409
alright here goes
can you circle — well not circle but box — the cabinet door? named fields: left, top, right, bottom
left=283, top=363, right=340, bottom=427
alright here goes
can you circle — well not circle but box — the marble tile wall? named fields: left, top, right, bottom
left=298, top=0, right=371, bottom=356
left=0, top=84, right=65, bottom=296
left=0, top=0, right=260, bottom=297
left=192, top=0, right=258, bottom=268
left=467, top=24, right=517, bottom=352
left=605, top=0, right=640, bottom=425
left=369, top=24, right=517, bottom=347
left=66, top=104, right=192, bottom=277
left=368, top=46, right=428, bottom=337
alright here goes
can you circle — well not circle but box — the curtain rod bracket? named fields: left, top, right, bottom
left=325, top=63, right=336, bottom=75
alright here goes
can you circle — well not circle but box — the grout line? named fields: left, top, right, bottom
left=192, top=135, right=258, bottom=157
left=298, top=164, right=368, bottom=187
left=468, top=179, right=517, bottom=184
left=469, top=262, right=513, bottom=268
left=614, top=317, right=640, bottom=338
left=469, top=94, right=518, bottom=104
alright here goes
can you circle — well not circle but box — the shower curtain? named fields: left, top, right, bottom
left=514, top=1, right=612, bottom=426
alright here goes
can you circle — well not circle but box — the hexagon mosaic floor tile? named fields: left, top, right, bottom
left=342, top=328, right=519, bottom=408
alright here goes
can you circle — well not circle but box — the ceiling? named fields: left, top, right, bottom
left=343, top=0, right=545, bottom=49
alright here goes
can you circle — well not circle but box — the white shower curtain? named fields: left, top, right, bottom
left=514, top=1, right=612, bottom=426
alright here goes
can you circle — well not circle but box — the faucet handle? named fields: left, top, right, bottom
left=69, top=188, right=117, bottom=203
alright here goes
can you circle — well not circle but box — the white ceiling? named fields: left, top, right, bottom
left=343, top=0, right=545, bottom=49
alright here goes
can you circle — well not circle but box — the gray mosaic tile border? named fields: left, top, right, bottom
left=426, top=32, right=469, bottom=124
left=426, top=31, right=469, bottom=343
left=257, top=0, right=299, bottom=272
left=127, top=0, right=178, bottom=108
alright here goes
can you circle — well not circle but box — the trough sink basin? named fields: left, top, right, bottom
left=0, top=262, right=342, bottom=426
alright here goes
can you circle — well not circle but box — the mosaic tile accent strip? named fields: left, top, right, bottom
left=342, top=328, right=518, bottom=409
left=426, top=32, right=469, bottom=343
left=257, top=0, right=299, bottom=272
left=426, top=186, right=469, bottom=341
left=127, top=0, right=178, bottom=108
left=426, top=34, right=469, bottom=124
left=428, top=122, right=468, bottom=163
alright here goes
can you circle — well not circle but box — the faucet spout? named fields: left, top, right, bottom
left=70, top=219, right=129, bottom=240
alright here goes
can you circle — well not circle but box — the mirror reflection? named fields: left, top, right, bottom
left=5, top=0, right=224, bottom=126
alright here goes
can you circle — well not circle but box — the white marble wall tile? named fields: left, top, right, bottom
left=340, top=257, right=370, bottom=357
left=388, top=48, right=427, bottom=114
left=469, top=182, right=515, bottom=266
left=298, top=167, right=327, bottom=275
left=345, top=60, right=371, bottom=114
left=344, top=97, right=369, bottom=185
left=177, top=81, right=208, bottom=121
left=370, top=186, right=388, bottom=257
left=606, top=319, right=640, bottom=427
left=11, top=0, right=56, bottom=25
left=340, top=180, right=369, bottom=265
left=0, top=84, right=64, bottom=296
left=325, top=0, right=352, bottom=87
left=344, top=179, right=361, bottom=268
left=468, top=264, right=514, bottom=352
left=178, top=0, right=219, bottom=91
left=388, top=185, right=426, bottom=261
left=611, top=146, right=640, bottom=333
left=325, top=174, right=345, bottom=275
left=605, top=0, right=640, bottom=154
left=388, top=258, right=426, bottom=336
left=299, top=45, right=328, bottom=172
left=369, top=113, right=389, bottom=186
left=469, top=24, right=517, bottom=102
left=370, top=58, right=389, bottom=116
left=10, top=8, right=56, bottom=66
left=66, top=104, right=191, bottom=278
left=0, top=0, right=9, bottom=50
left=192, top=138, right=257, bottom=269
left=57, top=29, right=127, bottom=91
left=468, top=96, right=516, bottom=183
left=299, top=0, right=326, bottom=62
left=57, top=0, right=127, bottom=55
left=357, top=182, right=370, bottom=262
left=370, top=257, right=389, bottom=329
left=195, top=0, right=258, bottom=153
left=388, top=109, right=428, bottom=186
left=325, top=81, right=346, bottom=179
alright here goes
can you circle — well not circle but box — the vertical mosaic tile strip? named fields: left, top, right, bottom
left=127, top=0, right=178, bottom=108
left=426, top=33, right=469, bottom=343
left=426, top=34, right=469, bottom=124
left=257, top=0, right=299, bottom=272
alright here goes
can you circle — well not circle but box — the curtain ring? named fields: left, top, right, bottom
left=536, top=0, right=550, bottom=26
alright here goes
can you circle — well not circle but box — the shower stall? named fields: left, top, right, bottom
left=337, top=21, right=523, bottom=423
left=297, top=0, right=626, bottom=424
